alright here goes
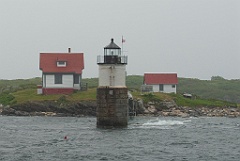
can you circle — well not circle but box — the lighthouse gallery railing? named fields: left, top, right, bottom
left=97, top=55, right=128, bottom=64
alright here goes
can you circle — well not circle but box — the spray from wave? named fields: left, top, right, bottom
left=142, top=120, right=184, bottom=126
left=132, top=118, right=191, bottom=129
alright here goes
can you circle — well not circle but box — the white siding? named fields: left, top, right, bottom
left=152, top=84, right=177, bottom=93
left=163, top=84, right=177, bottom=93
left=98, top=64, right=126, bottom=87
left=42, top=74, right=46, bottom=87
left=63, top=75, right=73, bottom=87
left=152, top=85, right=159, bottom=92
left=44, top=74, right=73, bottom=88
left=73, top=84, right=80, bottom=90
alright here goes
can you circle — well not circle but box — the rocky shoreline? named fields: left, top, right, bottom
left=142, top=105, right=240, bottom=118
left=0, top=101, right=97, bottom=117
left=133, top=99, right=240, bottom=118
left=0, top=100, right=240, bottom=118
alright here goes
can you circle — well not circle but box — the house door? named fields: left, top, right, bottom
left=159, top=84, right=164, bottom=92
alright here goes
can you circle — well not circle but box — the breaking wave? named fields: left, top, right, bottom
left=142, top=119, right=184, bottom=126
left=131, top=118, right=191, bottom=129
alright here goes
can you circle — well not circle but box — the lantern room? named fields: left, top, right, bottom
left=104, top=38, right=121, bottom=56
left=97, top=38, right=127, bottom=64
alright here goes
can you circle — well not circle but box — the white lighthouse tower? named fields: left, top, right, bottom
left=96, top=38, right=128, bottom=128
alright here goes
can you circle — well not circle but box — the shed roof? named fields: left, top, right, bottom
left=144, top=73, right=178, bottom=84
left=39, top=53, right=84, bottom=74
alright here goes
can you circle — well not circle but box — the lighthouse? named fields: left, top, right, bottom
left=96, top=38, right=128, bottom=128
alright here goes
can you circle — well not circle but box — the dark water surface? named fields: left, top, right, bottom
left=0, top=116, right=239, bottom=161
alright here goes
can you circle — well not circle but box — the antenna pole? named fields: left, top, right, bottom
left=121, top=35, right=125, bottom=55
left=121, top=36, right=123, bottom=55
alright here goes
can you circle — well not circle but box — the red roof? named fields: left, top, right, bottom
left=39, top=53, right=84, bottom=74
left=144, top=73, right=178, bottom=84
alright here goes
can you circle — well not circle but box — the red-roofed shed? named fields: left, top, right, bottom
left=143, top=73, right=178, bottom=93
left=39, top=51, right=84, bottom=95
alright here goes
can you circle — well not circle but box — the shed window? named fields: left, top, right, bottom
left=172, top=85, right=176, bottom=88
left=55, top=74, right=62, bottom=84
left=74, top=74, right=80, bottom=84
left=57, top=61, right=67, bottom=67
left=159, top=84, right=164, bottom=91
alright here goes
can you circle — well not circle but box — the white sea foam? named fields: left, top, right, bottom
left=142, top=120, right=184, bottom=126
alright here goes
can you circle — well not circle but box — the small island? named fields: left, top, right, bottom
left=0, top=76, right=239, bottom=118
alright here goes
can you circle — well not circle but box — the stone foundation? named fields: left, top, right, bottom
left=97, top=87, right=128, bottom=128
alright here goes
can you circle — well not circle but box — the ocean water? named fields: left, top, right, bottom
left=0, top=116, right=239, bottom=161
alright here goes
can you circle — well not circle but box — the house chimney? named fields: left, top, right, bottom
left=68, top=48, right=71, bottom=53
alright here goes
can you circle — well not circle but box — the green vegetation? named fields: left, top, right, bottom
left=131, top=91, right=172, bottom=103
left=168, top=93, right=236, bottom=107
left=178, top=77, right=240, bottom=103
left=0, top=77, right=41, bottom=94
left=0, top=75, right=239, bottom=107
left=70, top=88, right=96, bottom=101
left=126, top=75, right=143, bottom=90
left=9, top=88, right=97, bottom=105
left=81, top=78, right=98, bottom=88
left=0, top=93, right=15, bottom=105
left=130, top=91, right=236, bottom=108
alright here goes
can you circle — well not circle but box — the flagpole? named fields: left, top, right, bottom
left=121, top=35, right=123, bottom=55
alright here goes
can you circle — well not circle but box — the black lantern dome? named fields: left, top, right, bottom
left=104, top=38, right=121, bottom=56
left=97, top=38, right=127, bottom=64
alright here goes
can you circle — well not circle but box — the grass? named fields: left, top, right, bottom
left=169, top=93, right=237, bottom=108
left=131, top=91, right=173, bottom=103
left=12, top=88, right=63, bottom=104
left=69, top=88, right=96, bottom=101
left=0, top=93, right=15, bottom=105
left=1, top=75, right=240, bottom=104
left=177, top=77, right=240, bottom=103
left=6, top=88, right=236, bottom=108
left=131, top=91, right=237, bottom=108
left=10, top=88, right=97, bottom=105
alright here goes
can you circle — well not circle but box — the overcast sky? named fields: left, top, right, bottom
left=0, top=0, right=239, bottom=80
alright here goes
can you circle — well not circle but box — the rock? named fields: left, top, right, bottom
left=45, top=112, right=56, bottom=116
left=161, top=111, right=169, bottom=116
left=1, top=107, right=16, bottom=115
left=158, top=101, right=177, bottom=110
left=230, top=108, right=237, bottom=112
left=30, top=112, right=45, bottom=116
left=148, top=102, right=155, bottom=105
left=135, top=99, right=146, bottom=114
left=1, top=99, right=240, bottom=118
left=180, top=113, right=189, bottom=118
left=147, top=105, right=157, bottom=113
left=144, top=109, right=150, bottom=114
left=1, top=101, right=97, bottom=117
left=15, top=110, right=30, bottom=116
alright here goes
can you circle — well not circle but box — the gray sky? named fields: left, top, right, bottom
left=0, top=0, right=239, bottom=80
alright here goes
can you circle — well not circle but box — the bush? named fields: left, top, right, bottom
left=142, top=93, right=161, bottom=103
left=0, top=93, right=15, bottom=105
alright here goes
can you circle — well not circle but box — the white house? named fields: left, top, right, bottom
left=39, top=49, right=84, bottom=95
left=143, top=73, right=178, bottom=93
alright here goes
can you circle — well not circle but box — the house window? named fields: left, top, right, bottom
left=57, top=61, right=67, bottom=67
left=159, top=84, right=164, bottom=91
left=74, top=74, right=80, bottom=84
left=55, top=74, right=62, bottom=84
left=172, top=85, right=176, bottom=88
